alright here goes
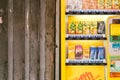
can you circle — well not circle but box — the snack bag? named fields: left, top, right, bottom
left=68, top=22, right=76, bottom=34
left=83, top=21, right=90, bottom=34
left=82, top=0, right=90, bottom=10
left=90, top=0, right=98, bottom=9
left=112, top=0, right=120, bottom=9
left=68, top=45, right=75, bottom=60
left=105, top=0, right=112, bottom=9
left=75, top=45, right=83, bottom=59
left=98, top=0, right=105, bottom=9
left=90, top=21, right=97, bottom=35
left=76, top=21, right=83, bottom=34
left=83, top=47, right=90, bottom=59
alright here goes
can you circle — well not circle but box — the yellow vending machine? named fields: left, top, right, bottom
left=60, top=0, right=120, bottom=80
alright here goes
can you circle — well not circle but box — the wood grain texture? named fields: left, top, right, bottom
left=29, top=0, right=40, bottom=80
left=0, top=0, right=8, bottom=80
left=13, top=0, right=25, bottom=80
left=45, top=0, right=56, bottom=80
left=40, top=0, right=46, bottom=80
left=55, top=0, right=59, bottom=79
left=6, top=0, right=57, bottom=80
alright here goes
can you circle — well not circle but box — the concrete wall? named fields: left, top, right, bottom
left=0, top=0, right=58, bottom=80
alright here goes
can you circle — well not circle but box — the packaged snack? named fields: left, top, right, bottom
left=66, top=0, right=77, bottom=11
left=75, top=45, right=83, bottom=59
left=90, top=0, right=98, bottom=9
left=76, top=0, right=83, bottom=10
left=76, top=21, right=83, bottom=34
left=68, top=45, right=75, bottom=60
left=82, top=0, right=90, bottom=10
left=83, top=47, right=90, bottom=59
left=97, top=21, right=105, bottom=34
left=90, top=46, right=98, bottom=60
left=83, top=21, right=90, bottom=34
left=105, top=0, right=112, bottom=9
left=68, top=22, right=76, bottom=34
left=90, top=21, right=97, bottom=35
left=98, top=46, right=105, bottom=60
left=98, top=0, right=105, bottom=9
left=112, top=0, right=120, bottom=9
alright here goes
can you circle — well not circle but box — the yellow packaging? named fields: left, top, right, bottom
left=66, top=66, right=105, bottom=80
left=112, top=0, right=120, bottom=9
left=76, top=21, right=83, bottom=34
left=83, top=21, right=90, bottom=34
left=98, top=0, right=105, bottom=9
left=68, top=45, right=75, bottom=60
left=90, top=21, right=97, bottom=35
left=68, top=22, right=76, bottom=34
left=105, top=0, right=112, bottom=9
left=83, top=47, right=90, bottom=59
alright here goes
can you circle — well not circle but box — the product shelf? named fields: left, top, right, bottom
left=66, top=34, right=107, bottom=40
left=66, top=10, right=120, bottom=15
left=66, top=59, right=107, bottom=65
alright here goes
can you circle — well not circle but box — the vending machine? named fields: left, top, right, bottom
left=60, top=0, right=120, bottom=80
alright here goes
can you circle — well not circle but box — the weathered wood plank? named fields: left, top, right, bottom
left=13, top=0, right=25, bottom=80
left=0, top=0, right=8, bottom=80
left=40, top=0, right=46, bottom=80
left=29, top=0, right=40, bottom=80
left=8, top=0, right=13, bottom=80
left=25, top=0, right=30, bottom=80
left=55, top=0, right=59, bottom=79
left=45, top=0, right=56, bottom=80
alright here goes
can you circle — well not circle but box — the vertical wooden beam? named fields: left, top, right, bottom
left=29, top=0, right=40, bottom=80
left=13, top=0, right=25, bottom=80
left=55, top=0, right=59, bottom=79
left=0, top=1, right=8, bottom=80
left=25, top=0, right=30, bottom=80
left=40, top=0, right=46, bottom=80
left=45, top=0, right=56, bottom=80
left=8, top=0, right=13, bottom=80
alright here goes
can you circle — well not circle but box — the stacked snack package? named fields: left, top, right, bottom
left=68, top=45, right=75, bottom=60
left=98, top=0, right=105, bottom=9
left=82, top=0, right=90, bottom=10
left=68, top=22, right=76, bottom=34
left=112, top=0, right=120, bottom=9
left=105, top=0, right=112, bottom=9
left=76, top=21, right=83, bottom=34
left=90, top=0, right=98, bottom=9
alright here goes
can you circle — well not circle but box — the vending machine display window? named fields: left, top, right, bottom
left=60, top=0, right=120, bottom=80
